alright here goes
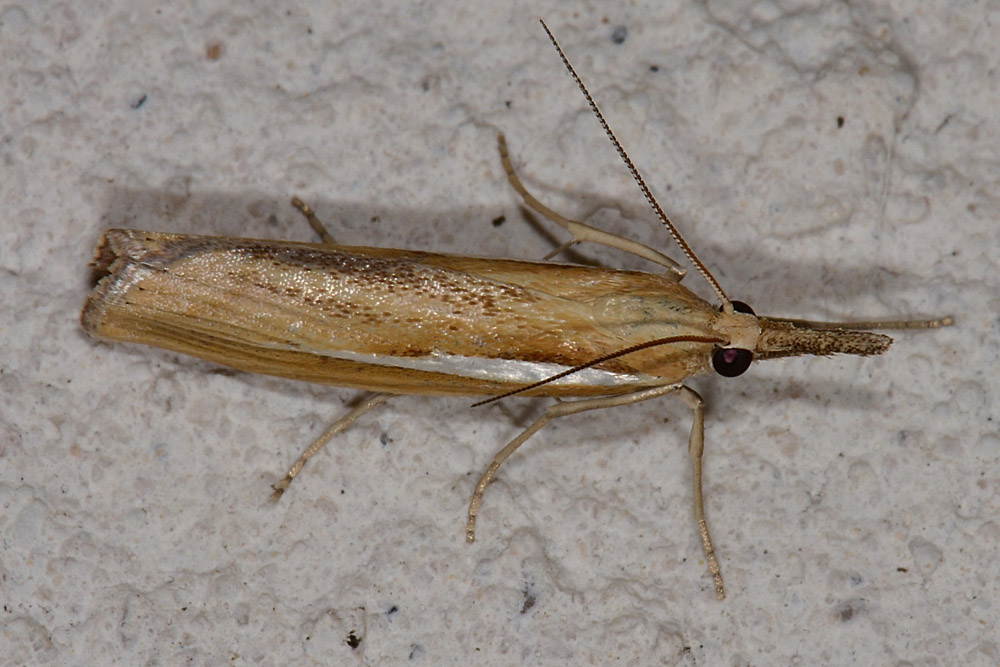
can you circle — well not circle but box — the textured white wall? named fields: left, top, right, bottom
left=2, top=1, right=993, bottom=664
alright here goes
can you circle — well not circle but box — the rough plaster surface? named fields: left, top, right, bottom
left=2, top=1, right=996, bottom=664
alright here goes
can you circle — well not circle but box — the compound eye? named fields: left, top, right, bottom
left=712, top=347, right=753, bottom=377
left=729, top=300, right=755, bottom=315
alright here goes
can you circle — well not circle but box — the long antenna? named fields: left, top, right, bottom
left=539, top=19, right=732, bottom=309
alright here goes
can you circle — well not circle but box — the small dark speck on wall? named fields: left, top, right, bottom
left=492, top=215, right=506, bottom=227
left=520, top=585, right=536, bottom=614
left=131, top=94, right=147, bottom=110
left=611, top=25, right=627, bottom=45
left=833, top=598, right=866, bottom=623
left=836, top=115, right=845, bottom=128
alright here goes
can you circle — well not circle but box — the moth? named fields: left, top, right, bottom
left=81, top=21, right=951, bottom=599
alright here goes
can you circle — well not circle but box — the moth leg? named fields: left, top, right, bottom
left=290, top=196, right=337, bottom=244
left=271, top=392, right=391, bottom=501
left=466, top=383, right=725, bottom=598
left=497, top=133, right=685, bottom=279
left=674, top=385, right=725, bottom=600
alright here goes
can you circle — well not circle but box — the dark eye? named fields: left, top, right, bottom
left=711, top=300, right=755, bottom=377
left=729, top=300, right=755, bottom=315
left=712, top=347, right=753, bottom=377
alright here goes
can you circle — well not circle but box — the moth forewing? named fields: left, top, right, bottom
left=81, top=229, right=728, bottom=397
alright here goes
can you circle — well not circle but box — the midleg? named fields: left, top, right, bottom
left=497, top=133, right=685, bottom=278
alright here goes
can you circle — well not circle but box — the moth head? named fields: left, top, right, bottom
left=710, top=301, right=895, bottom=378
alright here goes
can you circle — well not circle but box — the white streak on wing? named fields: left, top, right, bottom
left=268, top=342, right=652, bottom=387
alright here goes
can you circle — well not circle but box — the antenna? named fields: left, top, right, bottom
left=539, top=19, right=732, bottom=309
